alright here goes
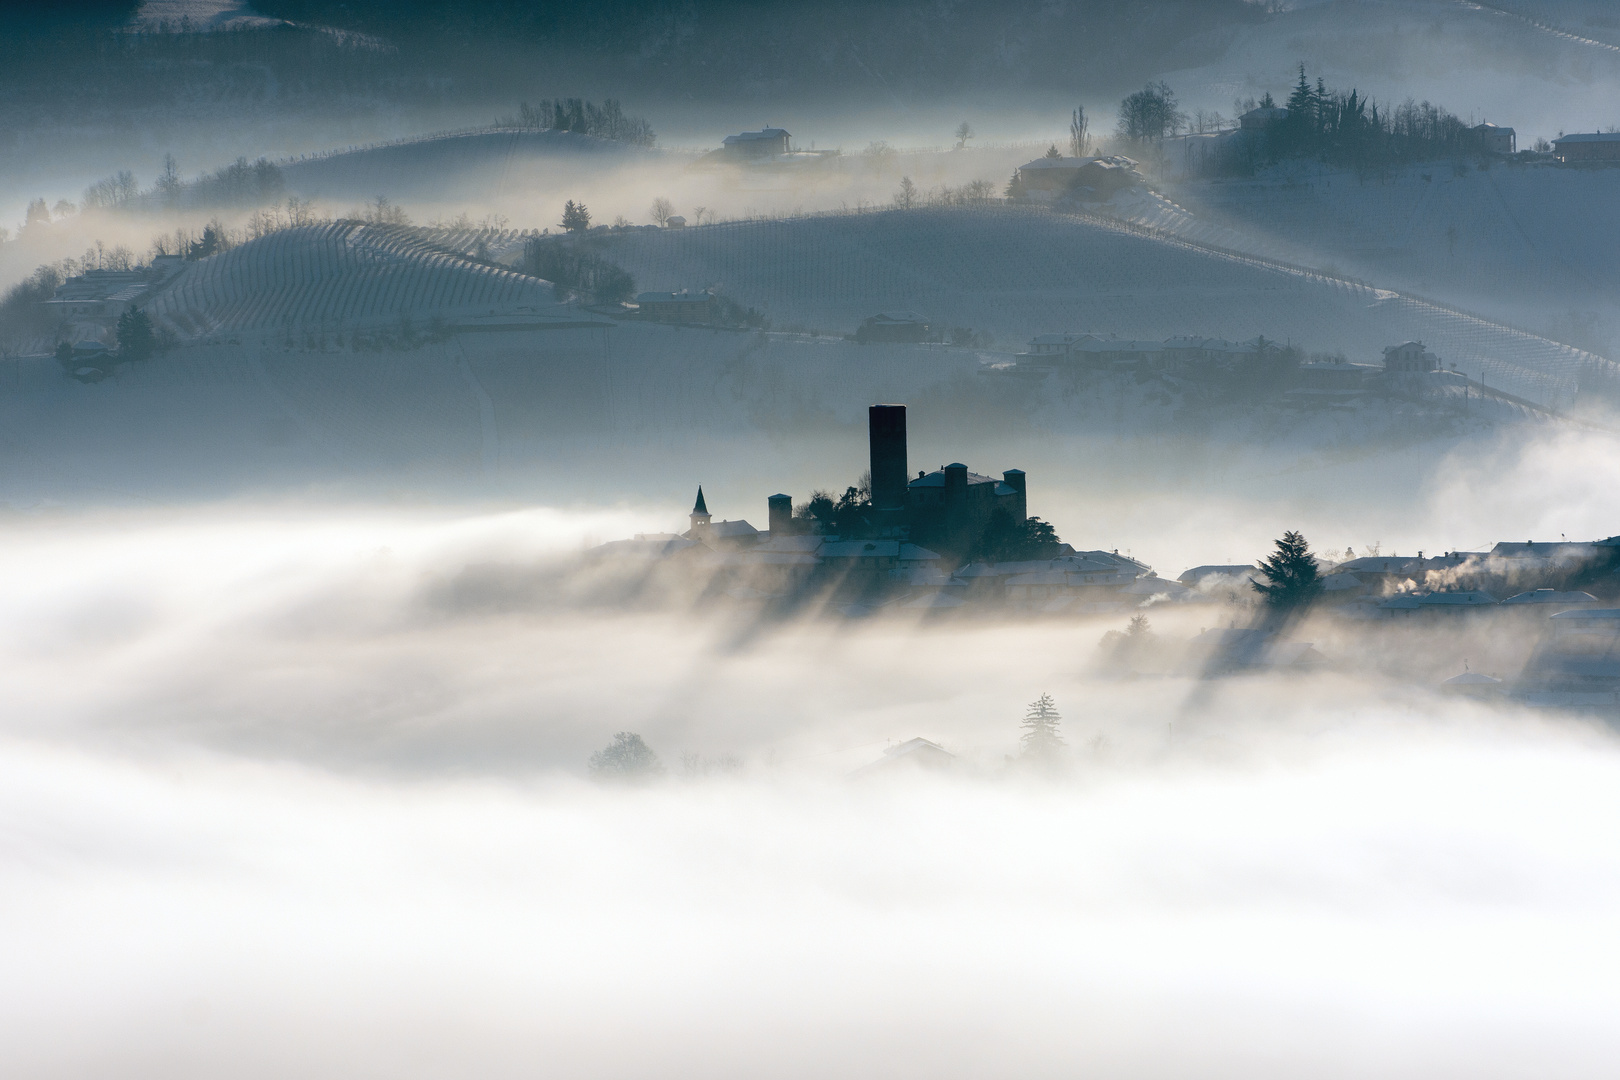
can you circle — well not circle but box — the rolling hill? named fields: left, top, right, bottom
left=144, top=222, right=569, bottom=338
left=598, top=204, right=1611, bottom=408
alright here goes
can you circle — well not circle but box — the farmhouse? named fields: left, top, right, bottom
left=1014, top=155, right=1141, bottom=200
left=1382, top=341, right=1438, bottom=372
left=1240, top=107, right=1289, bottom=130
left=1472, top=123, right=1516, bottom=155
left=635, top=289, right=715, bottom=323
left=42, top=257, right=185, bottom=333
left=855, top=311, right=930, bottom=343
left=1552, top=132, right=1620, bottom=162
left=720, top=127, right=791, bottom=159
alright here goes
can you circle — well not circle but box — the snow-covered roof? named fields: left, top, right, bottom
left=706, top=520, right=758, bottom=538
left=1554, top=132, right=1620, bottom=144
left=1444, top=671, right=1502, bottom=685
left=724, top=128, right=790, bottom=144
left=636, top=290, right=710, bottom=303
left=1178, top=564, right=1257, bottom=584
left=1550, top=608, right=1620, bottom=621
left=819, top=540, right=901, bottom=558
left=1017, top=154, right=1140, bottom=172
left=1384, top=591, right=1498, bottom=607
left=909, top=467, right=1001, bottom=489
left=866, top=311, right=928, bottom=324
left=1501, top=589, right=1599, bottom=606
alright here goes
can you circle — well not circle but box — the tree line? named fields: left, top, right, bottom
left=506, top=98, right=656, bottom=147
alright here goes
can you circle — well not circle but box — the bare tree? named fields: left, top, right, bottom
left=1117, top=81, right=1187, bottom=143
left=894, top=176, right=918, bottom=209
left=156, top=153, right=182, bottom=207
left=954, top=121, right=975, bottom=150
left=650, top=196, right=674, bottom=227
left=1069, top=107, right=1089, bottom=157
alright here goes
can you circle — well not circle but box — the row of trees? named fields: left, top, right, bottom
left=522, top=235, right=636, bottom=303
left=510, top=98, right=656, bottom=147
left=587, top=693, right=1068, bottom=783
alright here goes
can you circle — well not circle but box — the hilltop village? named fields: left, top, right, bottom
left=596, top=402, right=1620, bottom=614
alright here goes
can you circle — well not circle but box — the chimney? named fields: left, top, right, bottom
left=1003, top=469, right=1027, bottom=521
left=868, top=404, right=908, bottom=511
left=768, top=494, right=792, bottom=536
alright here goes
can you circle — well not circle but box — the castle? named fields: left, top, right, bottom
left=684, top=403, right=1030, bottom=559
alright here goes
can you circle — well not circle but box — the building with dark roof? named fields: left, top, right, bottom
left=1553, top=132, right=1620, bottom=162
left=720, top=128, right=791, bottom=159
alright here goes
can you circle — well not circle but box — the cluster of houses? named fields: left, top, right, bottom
left=1014, top=333, right=1476, bottom=398
left=589, top=401, right=1620, bottom=709
left=44, top=255, right=186, bottom=341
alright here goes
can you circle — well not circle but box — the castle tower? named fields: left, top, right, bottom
left=690, top=486, right=712, bottom=534
left=868, top=404, right=908, bottom=511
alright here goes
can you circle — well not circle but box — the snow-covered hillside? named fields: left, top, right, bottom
left=144, top=223, right=565, bottom=337
left=600, top=204, right=1610, bottom=408
left=1148, top=162, right=1620, bottom=356
left=0, top=321, right=1548, bottom=565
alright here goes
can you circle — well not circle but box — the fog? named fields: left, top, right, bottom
left=3, top=493, right=1620, bottom=1077
left=10, top=2, right=1620, bottom=1075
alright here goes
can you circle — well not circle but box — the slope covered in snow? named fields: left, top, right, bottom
left=1148, top=162, right=1620, bottom=357
left=600, top=204, right=1610, bottom=407
left=144, top=223, right=565, bottom=337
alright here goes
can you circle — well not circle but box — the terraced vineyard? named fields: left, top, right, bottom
left=601, top=204, right=1614, bottom=408
left=145, top=223, right=563, bottom=338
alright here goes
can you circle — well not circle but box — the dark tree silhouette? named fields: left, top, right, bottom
left=1117, top=81, right=1185, bottom=142
left=1253, top=530, right=1322, bottom=609
left=972, top=510, right=1062, bottom=562
left=116, top=306, right=155, bottom=361
left=560, top=200, right=591, bottom=232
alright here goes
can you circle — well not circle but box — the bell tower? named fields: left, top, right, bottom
left=689, top=486, right=712, bottom=534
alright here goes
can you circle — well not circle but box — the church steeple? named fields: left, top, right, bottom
left=689, top=485, right=712, bottom=534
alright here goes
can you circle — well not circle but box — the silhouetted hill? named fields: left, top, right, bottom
left=256, top=0, right=1263, bottom=98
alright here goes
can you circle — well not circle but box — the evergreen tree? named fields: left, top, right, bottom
left=1020, top=694, right=1065, bottom=759
left=187, top=225, right=220, bottom=260
left=116, top=306, right=155, bottom=361
left=1044, top=144, right=1062, bottom=159
left=54, top=341, right=74, bottom=371
left=560, top=199, right=591, bottom=231
left=1253, top=530, right=1323, bottom=609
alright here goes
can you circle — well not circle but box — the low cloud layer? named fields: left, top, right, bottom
left=2, top=500, right=1619, bottom=1077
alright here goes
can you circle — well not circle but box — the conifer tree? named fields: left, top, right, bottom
left=1020, top=693, right=1065, bottom=759
left=1253, top=530, right=1323, bottom=609
left=116, top=306, right=155, bottom=362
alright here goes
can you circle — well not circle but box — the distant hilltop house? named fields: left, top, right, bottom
left=1552, top=132, right=1620, bottom=163
left=1240, top=106, right=1290, bottom=131
left=1014, top=155, right=1142, bottom=201
left=1382, top=340, right=1438, bottom=373
left=721, top=127, right=791, bottom=159
left=635, top=289, right=715, bottom=323
left=855, top=311, right=931, bottom=343
left=42, top=255, right=185, bottom=334
left=701, top=127, right=836, bottom=168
